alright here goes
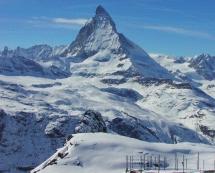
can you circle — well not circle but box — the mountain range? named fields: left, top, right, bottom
left=0, top=5, right=214, bottom=173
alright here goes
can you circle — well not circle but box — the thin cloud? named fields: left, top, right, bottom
left=27, top=17, right=88, bottom=29
left=142, top=25, right=215, bottom=40
left=52, top=18, right=88, bottom=26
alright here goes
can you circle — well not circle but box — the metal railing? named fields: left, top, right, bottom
left=125, top=152, right=215, bottom=173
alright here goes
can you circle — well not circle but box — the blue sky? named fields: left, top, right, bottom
left=0, top=0, right=215, bottom=56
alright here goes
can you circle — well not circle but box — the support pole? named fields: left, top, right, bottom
left=147, top=156, right=149, bottom=170
left=177, top=157, right=178, bottom=170
left=203, top=160, right=205, bottom=171
left=214, top=159, right=215, bottom=170
left=131, top=155, right=133, bottom=170
left=140, top=155, right=143, bottom=173
left=182, top=155, right=185, bottom=173
left=150, top=155, right=152, bottom=169
left=197, top=152, right=200, bottom=170
left=126, top=155, right=128, bottom=173
left=155, top=156, right=157, bottom=170
left=158, top=155, right=160, bottom=173
left=130, top=156, right=132, bottom=171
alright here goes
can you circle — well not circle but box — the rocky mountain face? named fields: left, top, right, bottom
left=0, top=5, right=215, bottom=173
left=61, top=5, right=173, bottom=79
left=150, top=53, right=215, bottom=98
left=189, top=54, right=215, bottom=80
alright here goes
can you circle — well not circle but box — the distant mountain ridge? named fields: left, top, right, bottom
left=190, top=53, right=215, bottom=80
left=150, top=53, right=215, bottom=98
left=0, top=44, right=67, bottom=60
left=0, top=45, right=69, bottom=78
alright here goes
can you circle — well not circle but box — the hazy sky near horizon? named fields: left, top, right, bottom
left=0, top=0, right=215, bottom=56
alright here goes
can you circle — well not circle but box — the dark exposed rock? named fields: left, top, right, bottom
left=0, top=110, right=6, bottom=142
left=207, top=84, right=215, bottom=89
left=45, top=127, right=65, bottom=138
left=100, top=87, right=143, bottom=102
left=189, top=54, right=215, bottom=80
left=174, top=57, right=186, bottom=64
left=66, top=134, right=74, bottom=142
left=109, top=117, right=161, bottom=142
left=0, top=121, right=5, bottom=142
left=75, top=110, right=107, bottom=133
left=32, top=82, right=62, bottom=88
left=94, top=55, right=111, bottom=62
left=0, top=109, right=7, bottom=118
left=44, top=117, right=79, bottom=138
left=57, top=152, right=68, bottom=159
left=0, top=109, right=81, bottom=172
left=168, top=126, right=206, bottom=144
left=199, top=125, right=215, bottom=138
left=73, top=159, right=83, bottom=167
left=100, top=78, right=127, bottom=85
left=117, top=63, right=124, bottom=67
left=134, top=77, right=192, bottom=89
left=109, top=116, right=209, bottom=144
left=111, top=67, right=138, bottom=78
left=72, top=72, right=97, bottom=78
left=17, top=166, right=35, bottom=171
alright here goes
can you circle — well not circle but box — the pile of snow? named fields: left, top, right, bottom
left=32, top=133, right=215, bottom=173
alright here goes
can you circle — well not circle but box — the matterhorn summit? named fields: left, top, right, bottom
left=62, top=5, right=173, bottom=79
left=62, top=5, right=119, bottom=57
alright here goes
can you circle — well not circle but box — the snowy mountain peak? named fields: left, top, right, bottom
left=94, top=5, right=117, bottom=31
left=194, top=53, right=211, bottom=59
left=96, top=5, right=111, bottom=18
left=62, top=5, right=119, bottom=57
left=94, top=5, right=116, bottom=29
left=61, top=6, right=173, bottom=79
left=190, top=53, right=215, bottom=80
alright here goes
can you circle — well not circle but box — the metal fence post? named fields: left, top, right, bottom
left=182, top=155, right=185, bottom=173
left=197, top=152, right=200, bottom=170
left=126, top=155, right=128, bottom=173
left=158, top=154, right=160, bottom=173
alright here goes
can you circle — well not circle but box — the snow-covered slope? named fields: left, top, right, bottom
left=0, top=5, right=215, bottom=173
left=0, top=73, right=211, bottom=172
left=150, top=53, right=215, bottom=99
left=32, top=133, right=215, bottom=173
left=0, top=55, right=69, bottom=79
left=0, top=45, right=70, bottom=78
